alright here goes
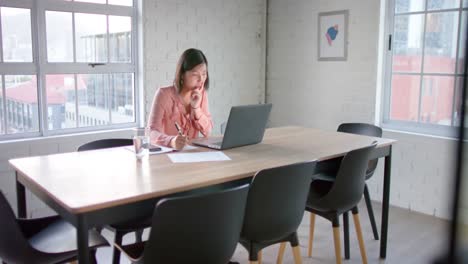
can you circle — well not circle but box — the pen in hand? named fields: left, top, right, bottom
left=174, top=122, right=183, bottom=136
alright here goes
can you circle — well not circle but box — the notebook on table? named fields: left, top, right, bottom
left=191, top=103, right=272, bottom=150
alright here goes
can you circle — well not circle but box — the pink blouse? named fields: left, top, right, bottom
left=147, top=85, right=213, bottom=147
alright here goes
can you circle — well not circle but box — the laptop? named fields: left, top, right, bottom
left=191, top=103, right=272, bottom=150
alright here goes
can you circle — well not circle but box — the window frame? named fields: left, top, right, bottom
left=0, top=0, right=139, bottom=141
left=383, top=0, right=467, bottom=138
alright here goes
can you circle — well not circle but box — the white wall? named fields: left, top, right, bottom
left=142, top=0, right=266, bottom=131
left=0, top=0, right=266, bottom=217
left=267, top=0, right=456, bottom=219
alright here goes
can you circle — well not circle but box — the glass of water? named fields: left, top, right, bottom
left=133, top=127, right=149, bottom=160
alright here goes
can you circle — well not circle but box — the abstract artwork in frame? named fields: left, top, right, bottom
left=318, top=10, right=348, bottom=61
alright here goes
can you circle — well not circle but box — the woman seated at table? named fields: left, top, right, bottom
left=147, top=48, right=213, bottom=150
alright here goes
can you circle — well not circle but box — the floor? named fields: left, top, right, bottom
left=96, top=201, right=449, bottom=264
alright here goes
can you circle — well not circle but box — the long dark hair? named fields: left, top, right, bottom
left=174, top=48, right=209, bottom=93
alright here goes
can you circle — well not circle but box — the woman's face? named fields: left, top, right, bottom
left=182, top=63, right=207, bottom=91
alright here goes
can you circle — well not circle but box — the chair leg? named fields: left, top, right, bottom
left=308, top=213, right=316, bottom=257
left=135, top=228, right=144, bottom=243
left=277, top=242, right=287, bottom=264
left=332, top=219, right=342, bottom=264
left=343, top=211, right=350, bottom=259
left=352, top=211, right=368, bottom=264
left=112, top=231, right=124, bottom=264
left=364, top=184, right=379, bottom=240
left=291, top=245, right=303, bottom=264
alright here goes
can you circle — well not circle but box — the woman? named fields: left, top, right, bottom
left=147, top=48, right=213, bottom=150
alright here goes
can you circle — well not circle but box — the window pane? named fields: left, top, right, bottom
left=1, top=7, right=32, bottom=62
left=454, top=77, right=464, bottom=126
left=46, top=75, right=77, bottom=130
left=393, top=14, right=424, bottom=72
left=464, top=0, right=468, bottom=7
left=75, top=0, right=106, bottom=4
left=427, top=0, right=460, bottom=10
left=5, top=75, right=38, bottom=133
left=423, top=12, right=458, bottom=73
left=77, top=74, right=109, bottom=127
left=420, top=76, right=455, bottom=125
left=108, top=0, right=133, bottom=6
left=75, top=13, right=107, bottom=63
left=111, top=73, right=134, bottom=124
left=395, top=0, right=425, bottom=13
left=109, top=16, right=131, bottom=62
left=390, top=74, right=421, bottom=122
left=458, top=11, right=467, bottom=74
left=46, top=11, right=73, bottom=62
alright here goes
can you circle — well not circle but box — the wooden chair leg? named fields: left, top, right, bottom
left=258, top=250, right=262, bottom=264
left=250, top=262, right=259, bottom=264
left=332, top=226, right=342, bottom=264
left=353, top=212, right=368, bottom=264
left=292, top=245, right=303, bottom=264
left=277, top=242, right=287, bottom=264
left=308, top=213, right=315, bottom=257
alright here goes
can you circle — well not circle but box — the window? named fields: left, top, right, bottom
left=0, top=0, right=137, bottom=140
left=384, top=0, right=467, bottom=137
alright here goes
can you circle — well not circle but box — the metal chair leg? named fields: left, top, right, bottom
left=364, top=184, right=379, bottom=240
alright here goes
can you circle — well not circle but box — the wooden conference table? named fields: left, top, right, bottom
left=9, top=126, right=396, bottom=263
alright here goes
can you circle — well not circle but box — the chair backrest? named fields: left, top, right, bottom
left=316, top=143, right=377, bottom=213
left=0, top=192, right=34, bottom=262
left=337, top=123, right=382, bottom=175
left=77, top=138, right=133, bottom=152
left=241, top=161, right=317, bottom=243
left=142, top=184, right=249, bottom=263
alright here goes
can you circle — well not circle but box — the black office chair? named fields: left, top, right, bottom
left=312, top=123, right=382, bottom=259
left=240, top=161, right=317, bottom=264
left=78, top=138, right=152, bottom=264
left=302, top=143, right=377, bottom=264
left=337, top=123, right=382, bottom=239
left=113, top=184, right=249, bottom=264
left=0, top=191, right=108, bottom=264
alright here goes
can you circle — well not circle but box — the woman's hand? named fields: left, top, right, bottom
left=190, top=83, right=203, bottom=109
left=170, top=135, right=188, bottom=150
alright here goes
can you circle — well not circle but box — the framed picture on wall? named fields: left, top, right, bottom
left=318, top=10, right=348, bottom=61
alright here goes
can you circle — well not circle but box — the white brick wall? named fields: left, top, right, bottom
left=267, top=0, right=456, bottom=219
left=267, top=0, right=380, bottom=130
left=142, top=0, right=266, bottom=133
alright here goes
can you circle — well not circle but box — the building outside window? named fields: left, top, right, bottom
left=384, top=0, right=467, bottom=137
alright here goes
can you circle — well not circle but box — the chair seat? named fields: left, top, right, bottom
left=120, top=241, right=145, bottom=260
left=29, top=219, right=109, bottom=254
left=109, top=216, right=152, bottom=232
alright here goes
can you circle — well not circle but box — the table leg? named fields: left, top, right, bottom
left=16, top=171, right=26, bottom=218
left=77, top=215, right=90, bottom=264
left=380, top=146, right=392, bottom=258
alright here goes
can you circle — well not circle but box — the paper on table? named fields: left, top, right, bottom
left=167, top=151, right=231, bottom=163
left=182, top=145, right=198, bottom=151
